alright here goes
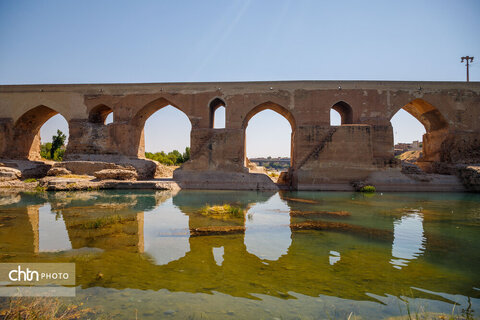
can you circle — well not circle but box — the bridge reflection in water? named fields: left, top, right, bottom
left=0, top=190, right=479, bottom=309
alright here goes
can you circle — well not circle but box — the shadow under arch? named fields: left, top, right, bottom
left=209, top=97, right=226, bottom=128
left=88, top=104, right=113, bottom=124
left=131, top=97, right=192, bottom=158
left=389, top=98, right=449, bottom=163
left=242, top=101, right=296, bottom=169
left=331, top=101, right=353, bottom=125
left=12, top=105, right=69, bottom=160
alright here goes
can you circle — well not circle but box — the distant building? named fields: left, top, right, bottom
left=394, top=140, right=421, bottom=156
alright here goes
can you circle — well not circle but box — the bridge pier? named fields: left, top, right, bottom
left=0, top=81, right=478, bottom=191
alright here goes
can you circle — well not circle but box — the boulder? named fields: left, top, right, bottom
left=47, top=167, right=72, bottom=176
left=93, top=169, right=138, bottom=181
left=458, top=165, right=480, bottom=192
left=0, top=167, right=21, bottom=181
left=56, top=161, right=134, bottom=176
left=401, top=162, right=424, bottom=175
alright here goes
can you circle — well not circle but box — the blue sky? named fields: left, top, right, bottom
left=1, top=0, right=478, bottom=156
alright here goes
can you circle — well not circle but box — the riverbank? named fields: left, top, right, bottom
left=1, top=160, right=479, bottom=192
left=0, top=176, right=180, bottom=192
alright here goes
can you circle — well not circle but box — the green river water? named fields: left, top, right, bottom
left=0, top=190, right=479, bottom=319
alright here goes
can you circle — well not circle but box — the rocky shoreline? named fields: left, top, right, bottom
left=1, top=159, right=479, bottom=193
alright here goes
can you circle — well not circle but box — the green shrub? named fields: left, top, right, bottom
left=360, top=185, right=376, bottom=193
left=145, top=147, right=190, bottom=166
left=40, top=130, right=66, bottom=161
left=24, top=178, right=37, bottom=183
left=199, top=204, right=244, bottom=219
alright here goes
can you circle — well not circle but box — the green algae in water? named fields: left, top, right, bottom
left=0, top=189, right=479, bottom=319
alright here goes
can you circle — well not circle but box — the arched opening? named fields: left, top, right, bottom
left=13, top=105, right=69, bottom=160
left=243, top=102, right=295, bottom=182
left=330, top=109, right=341, bottom=126
left=133, top=98, right=192, bottom=167
left=209, top=98, right=226, bottom=129
left=390, top=99, right=449, bottom=165
left=88, top=104, right=113, bottom=124
left=105, top=113, right=113, bottom=124
left=330, top=101, right=353, bottom=125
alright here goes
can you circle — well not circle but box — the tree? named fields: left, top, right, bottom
left=145, top=146, right=191, bottom=166
left=50, top=130, right=66, bottom=160
left=183, top=147, right=190, bottom=162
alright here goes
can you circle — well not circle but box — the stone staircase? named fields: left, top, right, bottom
left=296, top=127, right=337, bottom=170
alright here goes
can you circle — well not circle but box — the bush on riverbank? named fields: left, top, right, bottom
left=360, top=185, right=376, bottom=193
left=145, top=147, right=190, bottom=166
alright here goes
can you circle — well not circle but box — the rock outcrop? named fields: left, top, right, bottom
left=457, top=165, right=480, bottom=192
left=47, top=167, right=72, bottom=176
left=93, top=169, right=138, bottom=181
left=0, top=167, right=21, bottom=181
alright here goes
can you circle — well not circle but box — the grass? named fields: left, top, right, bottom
left=78, top=214, right=134, bottom=229
left=35, top=186, right=46, bottom=192
left=58, top=174, right=92, bottom=179
left=359, top=185, right=376, bottom=193
left=199, top=204, right=244, bottom=219
left=0, top=297, right=105, bottom=320
left=268, top=171, right=279, bottom=178
left=23, top=178, right=37, bottom=183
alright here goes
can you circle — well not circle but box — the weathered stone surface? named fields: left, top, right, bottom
left=93, top=169, right=138, bottom=181
left=47, top=167, right=72, bottom=176
left=174, top=170, right=278, bottom=190
left=365, top=168, right=466, bottom=192
left=153, top=161, right=176, bottom=178
left=0, top=81, right=479, bottom=191
left=0, top=160, right=52, bottom=179
left=55, top=161, right=134, bottom=176
left=401, top=162, right=424, bottom=175
left=457, top=165, right=480, bottom=192
left=0, top=166, right=21, bottom=181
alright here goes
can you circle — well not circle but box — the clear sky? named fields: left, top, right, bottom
left=1, top=0, right=478, bottom=155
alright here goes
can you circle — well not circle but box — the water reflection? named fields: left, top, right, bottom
left=245, top=193, right=291, bottom=261
left=0, top=189, right=479, bottom=316
left=329, top=250, right=341, bottom=265
left=144, top=197, right=190, bottom=265
left=390, top=211, right=425, bottom=269
left=39, top=204, right=71, bottom=252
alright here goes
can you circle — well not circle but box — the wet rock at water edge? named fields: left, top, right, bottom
left=0, top=167, right=21, bottom=181
left=290, top=210, right=350, bottom=218
left=189, top=226, right=246, bottom=236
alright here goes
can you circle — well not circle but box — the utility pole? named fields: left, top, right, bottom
left=461, top=56, right=474, bottom=82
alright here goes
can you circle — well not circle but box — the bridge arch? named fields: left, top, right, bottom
left=131, top=98, right=192, bottom=158
left=11, top=105, right=69, bottom=160
left=88, top=104, right=113, bottom=124
left=389, top=98, right=449, bottom=163
left=243, top=101, right=296, bottom=170
left=242, top=101, right=296, bottom=131
left=330, top=101, right=353, bottom=125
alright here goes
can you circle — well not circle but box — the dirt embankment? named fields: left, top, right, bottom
left=397, top=150, right=422, bottom=163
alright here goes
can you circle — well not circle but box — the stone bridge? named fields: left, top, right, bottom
left=1, top=81, right=479, bottom=190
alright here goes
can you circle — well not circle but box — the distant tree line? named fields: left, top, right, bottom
left=263, top=162, right=290, bottom=171
left=40, top=130, right=66, bottom=161
left=145, top=147, right=190, bottom=166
